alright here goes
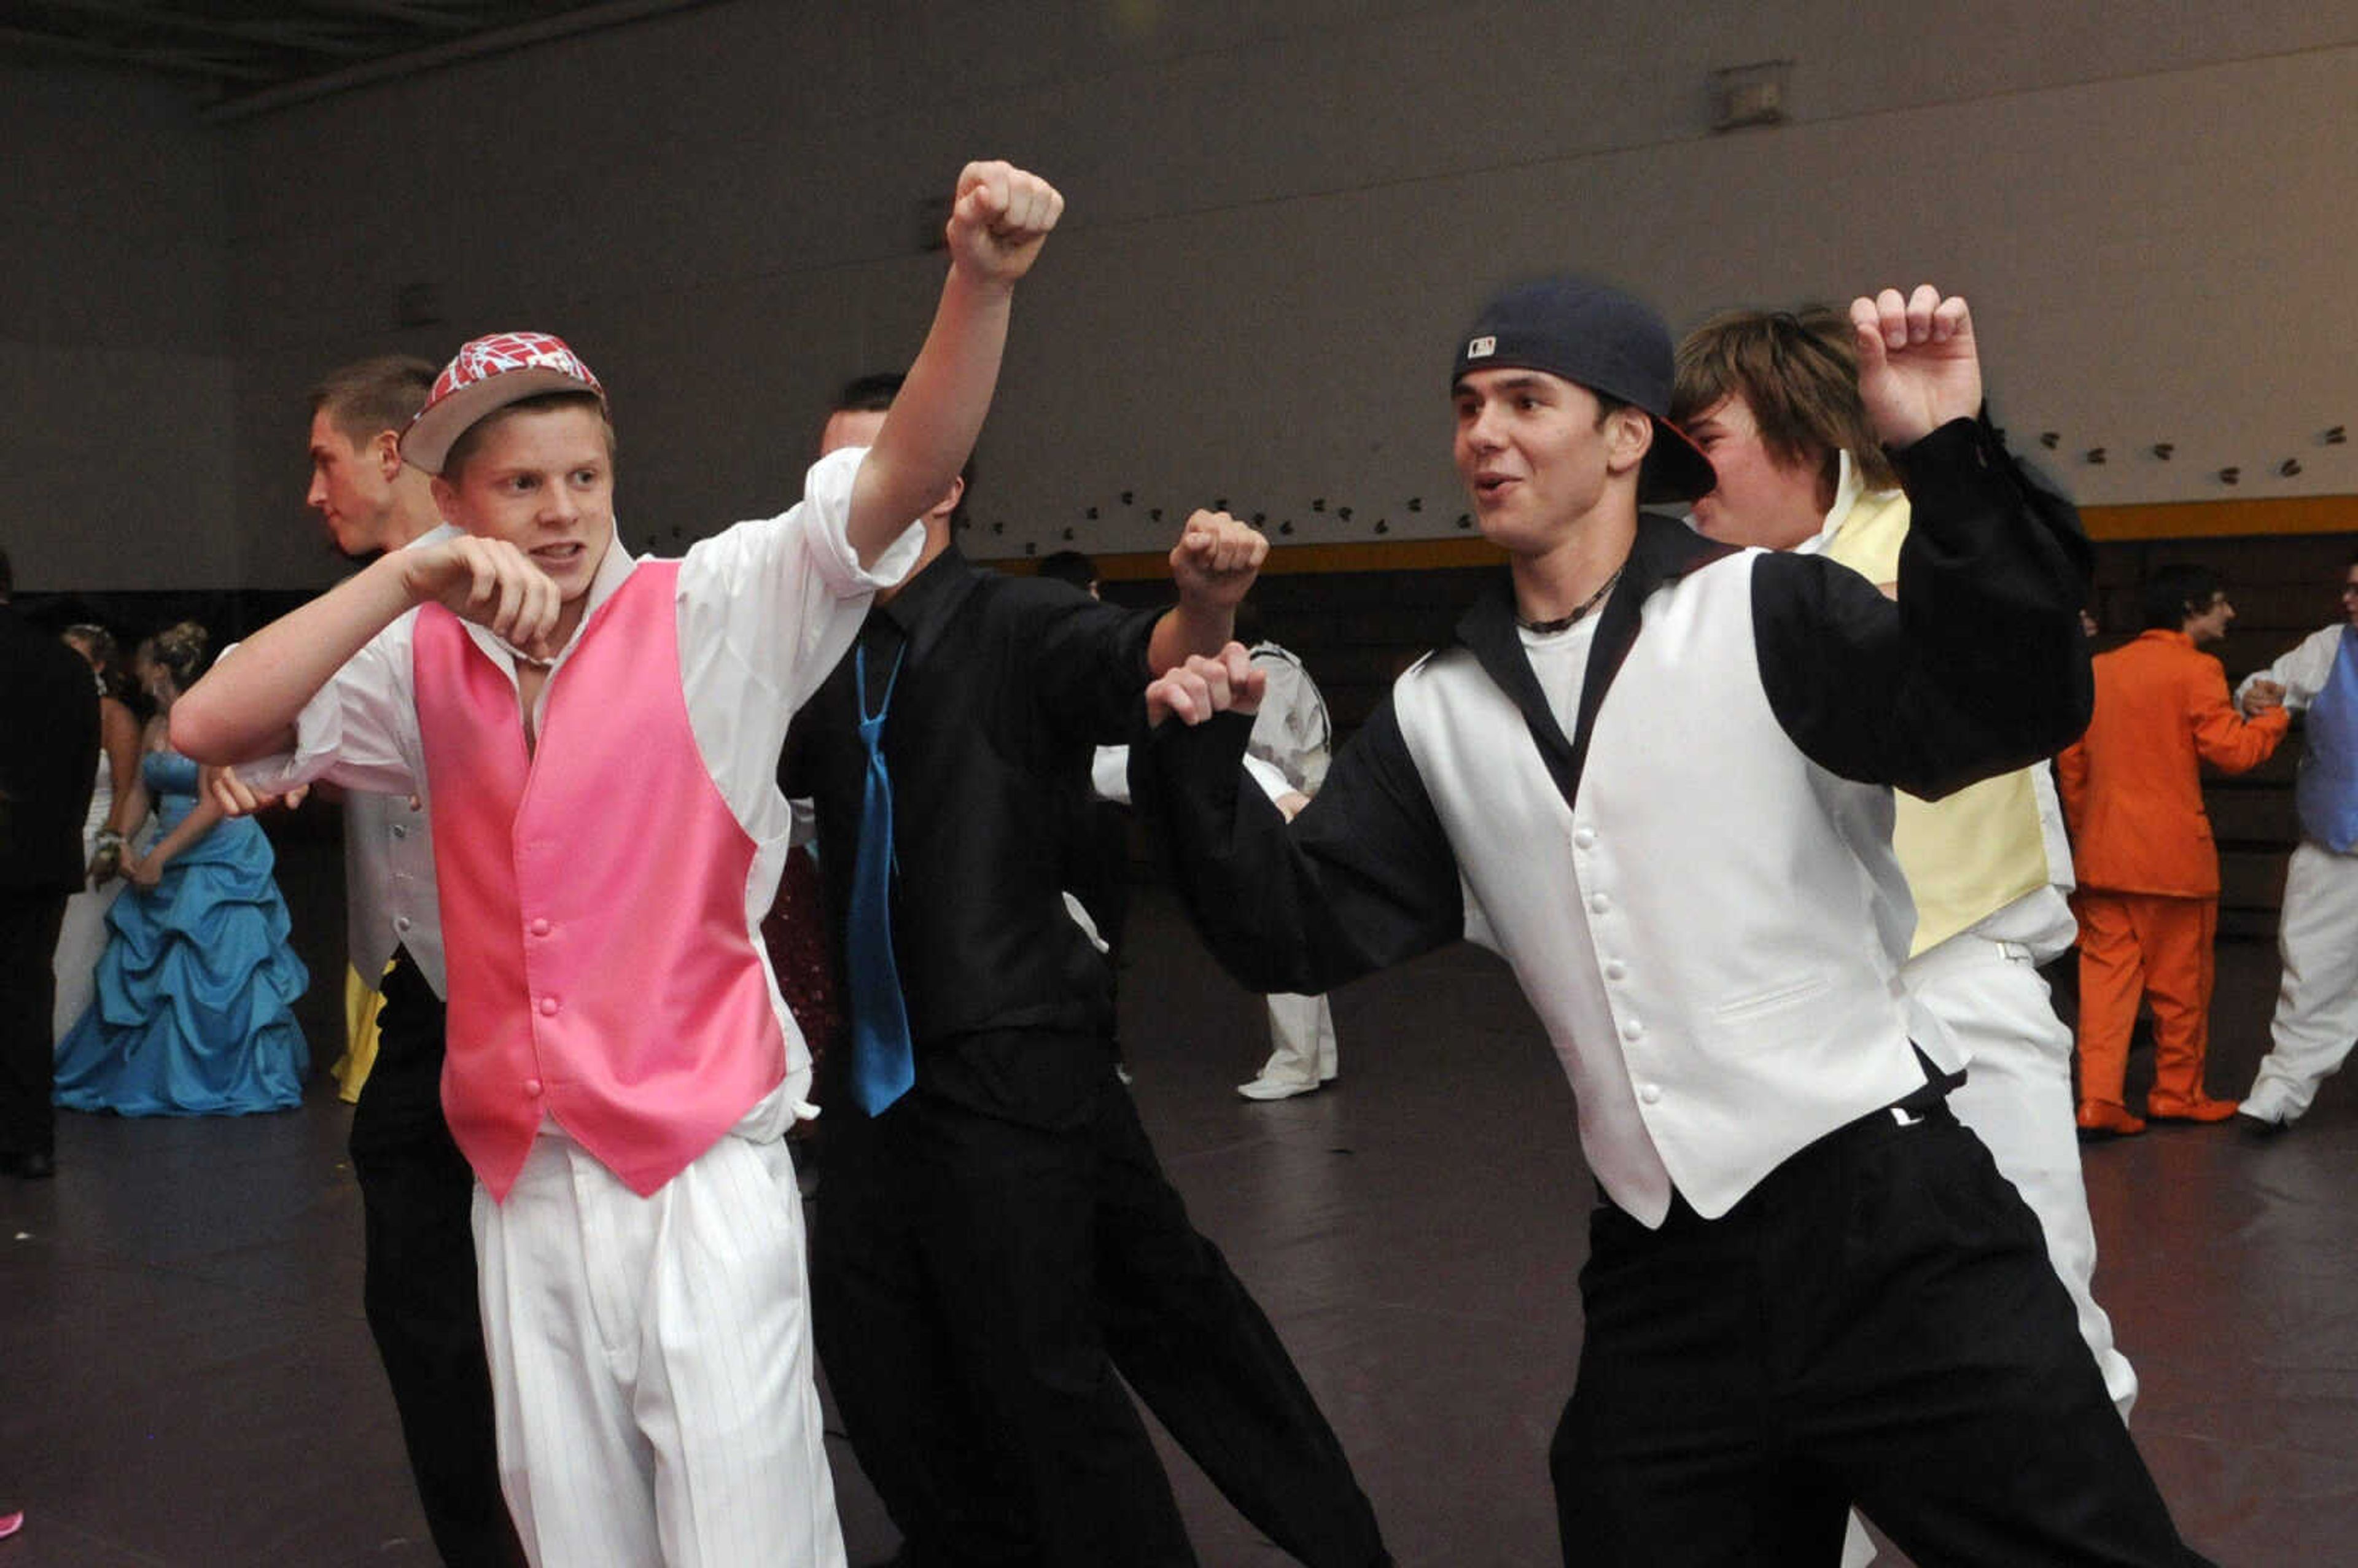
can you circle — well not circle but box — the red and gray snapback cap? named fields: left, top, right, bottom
left=403, top=330, right=604, bottom=476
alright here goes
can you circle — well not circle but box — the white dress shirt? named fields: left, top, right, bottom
left=243, top=446, right=919, bottom=892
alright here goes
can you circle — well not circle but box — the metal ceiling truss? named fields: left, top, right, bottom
left=2, top=0, right=715, bottom=114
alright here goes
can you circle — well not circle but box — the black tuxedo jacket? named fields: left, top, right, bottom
left=0, top=602, right=99, bottom=895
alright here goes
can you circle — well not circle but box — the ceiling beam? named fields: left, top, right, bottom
left=287, top=0, right=484, bottom=30
left=0, top=21, right=282, bottom=80
left=204, top=0, right=718, bottom=121
left=20, top=0, right=381, bottom=58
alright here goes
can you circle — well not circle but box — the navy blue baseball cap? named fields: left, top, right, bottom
left=1452, top=276, right=1718, bottom=503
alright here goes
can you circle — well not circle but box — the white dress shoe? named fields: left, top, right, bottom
left=2236, top=1083, right=2299, bottom=1129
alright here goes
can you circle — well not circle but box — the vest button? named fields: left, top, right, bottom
left=530, top=918, right=551, bottom=937
left=537, top=996, right=559, bottom=1017
left=391, top=824, right=408, bottom=839
left=1603, top=960, right=1628, bottom=982
left=1638, top=1083, right=1663, bottom=1105
left=1621, top=1017, right=1644, bottom=1041
left=523, top=1078, right=543, bottom=1096
left=394, top=915, right=413, bottom=933
left=1572, top=826, right=1595, bottom=850
left=1589, top=891, right=1610, bottom=914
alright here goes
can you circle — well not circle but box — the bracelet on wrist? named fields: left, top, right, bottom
left=95, top=830, right=124, bottom=850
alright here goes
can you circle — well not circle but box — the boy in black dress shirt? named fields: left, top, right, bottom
left=788, top=382, right=1388, bottom=1568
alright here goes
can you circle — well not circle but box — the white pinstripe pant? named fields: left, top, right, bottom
left=1840, top=931, right=2138, bottom=1568
left=1253, top=992, right=1338, bottom=1088
left=472, top=1089, right=844, bottom=1568
left=1910, top=934, right=2137, bottom=1420
left=2244, top=840, right=2358, bottom=1122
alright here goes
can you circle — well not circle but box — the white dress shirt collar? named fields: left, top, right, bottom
left=467, top=522, right=637, bottom=676
left=1791, top=449, right=1864, bottom=557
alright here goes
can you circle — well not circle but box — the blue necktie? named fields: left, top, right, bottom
left=846, top=637, right=916, bottom=1115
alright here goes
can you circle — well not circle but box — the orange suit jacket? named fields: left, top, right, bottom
left=2056, top=629, right=2289, bottom=897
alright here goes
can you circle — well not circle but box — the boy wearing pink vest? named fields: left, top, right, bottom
left=175, top=161, right=1064, bottom=1568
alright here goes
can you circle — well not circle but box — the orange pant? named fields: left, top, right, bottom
left=2071, top=890, right=2218, bottom=1108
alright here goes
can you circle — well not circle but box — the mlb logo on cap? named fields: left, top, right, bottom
left=404, top=330, right=605, bottom=475
left=1448, top=276, right=1718, bottom=503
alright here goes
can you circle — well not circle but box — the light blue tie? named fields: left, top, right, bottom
left=846, top=638, right=916, bottom=1115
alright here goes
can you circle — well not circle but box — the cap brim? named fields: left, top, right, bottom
left=402, top=366, right=597, bottom=475
left=1640, top=416, right=1718, bottom=505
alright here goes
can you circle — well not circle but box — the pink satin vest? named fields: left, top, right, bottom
left=413, top=562, right=790, bottom=1201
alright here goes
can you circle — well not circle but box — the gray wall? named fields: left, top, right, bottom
left=10, top=2, right=2358, bottom=589
left=2, top=60, right=236, bottom=590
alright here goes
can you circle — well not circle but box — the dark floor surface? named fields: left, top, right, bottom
left=5, top=861, right=2353, bottom=1566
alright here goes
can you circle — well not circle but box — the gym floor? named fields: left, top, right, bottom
left=4, top=858, right=2346, bottom=1566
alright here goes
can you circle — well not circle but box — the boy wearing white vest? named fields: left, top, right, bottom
left=308, top=352, right=523, bottom=1564
left=174, top=161, right=1064, bottom=1568
left=2235, top=553, right=2358, bottom=1127
left=1136, top=280, right=2212, bottom=1564
left=1671, top=310, right=2137, bottom=1568
left=1671, top=308, right=2138, bottom=1430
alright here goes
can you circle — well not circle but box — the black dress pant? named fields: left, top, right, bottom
left=1095, top=1083, right=1387, bottom=1568
left=1552, top=1098, right=2214, bottom=1567
left=0, top=890, right=67, bottom=1162
left=349, top=952, right=522, bottom=1568
left=813, top=1056, right=1386, bottom=1568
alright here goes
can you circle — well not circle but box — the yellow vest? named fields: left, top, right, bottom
left=1823, top=489, right=2053, bottom=954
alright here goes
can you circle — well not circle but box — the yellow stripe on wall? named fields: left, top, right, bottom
left=2078, top=495, right=2357, bottom=541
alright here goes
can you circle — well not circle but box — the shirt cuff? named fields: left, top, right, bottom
left=1091, top=745, right=1132, bottom=805
left=232, top=678, right=351, bottom=796
left=1139, top=709, right=1259, bottom=813
left=803, top=444, right=927, bottom=597
left=1888, top=415, right=2001, bottom=493
left=1242, top=752, right=1293, bottom=804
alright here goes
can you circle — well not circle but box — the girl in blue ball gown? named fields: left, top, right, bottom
left=54, top=622, right=309, bottom=1116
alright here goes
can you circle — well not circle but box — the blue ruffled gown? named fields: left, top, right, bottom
left=53, top=751, right=311, bottom=1116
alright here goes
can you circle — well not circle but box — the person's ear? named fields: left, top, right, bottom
left=1607, top=406, right=1654, bottom=476
left=928, top=473, right=965, bottom=524
left=372, top=428, right=405, bottom=482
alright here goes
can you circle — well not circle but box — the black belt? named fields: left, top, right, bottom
left=1594, top=1044, right=1962, bottom=1216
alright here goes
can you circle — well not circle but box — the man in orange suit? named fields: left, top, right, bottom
left=2058, top=565, right=2289, bottom=1135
